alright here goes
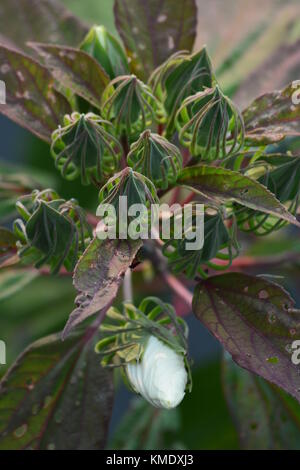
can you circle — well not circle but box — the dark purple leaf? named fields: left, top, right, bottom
left=243, top=82, right=300, bottom=144
left=193, top=273, right=300, bottom=403
left=223, top=353, right=300, bottom=450
left=62, top=237, right=142, bottom=339
left=114, top=0, right=197, bottom=80
left=0, top=331, right=113, bottom=450
left=30, top=43, right=110, bottom=109
left=0, top=45, right=71, bottom=142
left=0, top=0, right=88, bottom=55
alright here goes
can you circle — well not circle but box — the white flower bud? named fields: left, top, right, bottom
left=126, top=335, right=188, bottom=409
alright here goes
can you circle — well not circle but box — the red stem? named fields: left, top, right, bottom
left=162, top=271, right=193, bottom=315
left=181, top=191, right=196, bottom=205
left=158, top=123, right=164, bottom=135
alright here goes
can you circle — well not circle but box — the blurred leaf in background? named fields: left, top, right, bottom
left=194, top=0, right=300, bottom=106
left=62, top=0, right=117, bottom=35
left=0, top=275, right=75, bottom=372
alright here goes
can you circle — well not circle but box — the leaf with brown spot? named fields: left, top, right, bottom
left=114, top=0, right=197, bottom=80
left=243, top=83, right=300, bottom=144
left=177, top=165, right=300, bottom=228
left=62, top=237, right=142, bottom=339
left=0, top=45, right=71, bottom=142
left=193, top=273, right=300, bottom=403
left=30, top=43, right=110, bottom=109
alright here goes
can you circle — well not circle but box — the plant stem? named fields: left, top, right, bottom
left=123, top=268, right=133, bottom=302
left=121, top=134, right=129, bottom=168
left=161, top=271, right=193, bottom=313
left=227, top=252, right=300, bottom=270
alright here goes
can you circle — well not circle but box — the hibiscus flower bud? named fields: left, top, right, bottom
left=95, top=297, right=192, bottom=408
left=101, top=75, right=165, bottom=138
left=80, top=25, right=129, bottom=79
left=126, top=335, right=188, bottom=409
left=175, top=85, right=244, bottom=160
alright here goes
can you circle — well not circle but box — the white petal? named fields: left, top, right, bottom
left=126, top=335, right=187, bottom=409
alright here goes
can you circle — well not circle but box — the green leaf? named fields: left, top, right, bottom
left=223, top=353, right=300, bottom=450
left=236, top=154, right=300, bottom=235
left=30, top=43, right=110, bottom=109
left=0, top=331, right=113, bottom=450
left=0, top=268, right=38, bottom=301
left=177, top=165, right=300, bottom=228
left=114, top=0, right=198, bottom=80
left=175, top=85, right=244, bottom=159
left=0, top=45, right=71, bottom=142
left=62, top=237, right=142, bottom=339
left=0, top=0, right=88, bottom=55
left=193, top=273, right=300, bottom=404
left=243, top=83, right=300, bottom=144
left=127, top=130, right=182, bottom=190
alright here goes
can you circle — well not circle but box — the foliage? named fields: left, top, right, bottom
left=0, top=0, right=300, bottom=451
left=0, top=331, right=113, bottom=450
